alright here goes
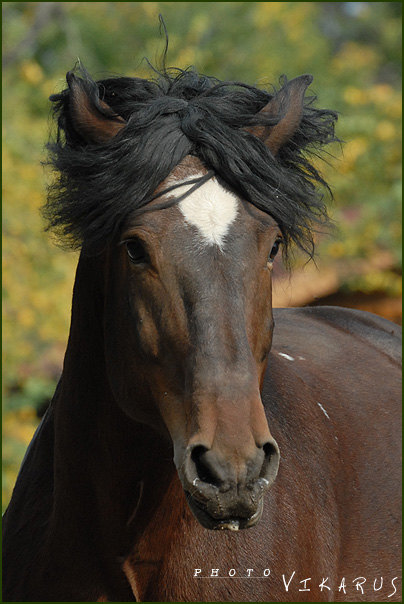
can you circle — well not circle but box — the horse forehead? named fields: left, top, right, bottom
left=167, top=173, right=240, bottom=248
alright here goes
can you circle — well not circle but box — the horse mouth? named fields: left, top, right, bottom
left=185, top=492, right=264, bottom=531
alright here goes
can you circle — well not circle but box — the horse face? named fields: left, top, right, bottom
left=104, top=156, right=280, bottom=530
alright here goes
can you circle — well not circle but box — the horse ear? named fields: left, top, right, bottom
left=247, top=74, right=313, bottom=155
left=66, top=71, right=126, bottom=144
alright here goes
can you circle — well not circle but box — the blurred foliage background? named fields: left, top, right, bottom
left=2, top=2, right=402, bottom=510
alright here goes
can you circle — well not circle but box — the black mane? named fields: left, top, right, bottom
left=44, top=65, right=338, bottom=256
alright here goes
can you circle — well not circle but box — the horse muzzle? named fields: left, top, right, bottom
left=178, top=439, right=280, bottom=530
left=185, top=481, right=268, bottom=531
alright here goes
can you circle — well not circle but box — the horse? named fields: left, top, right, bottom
left=3, top=64, right=401, bottom=602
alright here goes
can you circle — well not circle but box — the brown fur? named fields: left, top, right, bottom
left=2, top=88, right=401, bottom=601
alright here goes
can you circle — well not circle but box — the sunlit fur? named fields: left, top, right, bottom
left=44, top=65, right=338, bottom=256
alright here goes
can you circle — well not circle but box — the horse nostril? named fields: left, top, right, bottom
left=191, top=445, right=222, bottom=488
left=260, top=440, right=280, bottom=485
left=262, top=441, right=277, bottom=462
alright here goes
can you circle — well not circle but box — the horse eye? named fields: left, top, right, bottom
left=268, top=238, right=282, bottom=262
left=125, top=239, right=149, bottom=265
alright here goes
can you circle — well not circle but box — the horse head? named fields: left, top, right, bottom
left=45, top=68, right=336, bottom=530
left=103, top=159, right=282, bottom=530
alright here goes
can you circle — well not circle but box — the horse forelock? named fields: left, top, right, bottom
left=43, top=65, right=339, bottom=257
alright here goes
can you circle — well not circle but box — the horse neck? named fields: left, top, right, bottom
left=3, top=251, right=178, bottom=600
left=53, top=251, right=175, bottom=531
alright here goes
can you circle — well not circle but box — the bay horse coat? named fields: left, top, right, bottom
left=3, top=64, right=401, bottom=602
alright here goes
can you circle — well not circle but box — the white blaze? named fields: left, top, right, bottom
left=168, top=174, right=239, bottom=247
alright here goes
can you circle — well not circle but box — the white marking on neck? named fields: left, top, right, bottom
left=278, top=352, right=295, bottom=361
left=168, top=173, right=239, bottom=248
left=317, top=402, right=330, bottom=420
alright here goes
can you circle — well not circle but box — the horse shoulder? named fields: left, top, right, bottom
left=263, top=306, right=401, bottom=585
